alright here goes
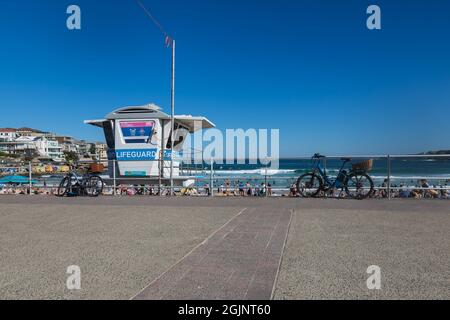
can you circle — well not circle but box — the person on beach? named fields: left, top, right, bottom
left=232, top=180, right=238, bottom=196
left=260, top=182, right=266, bottom=196
left=421, top=179, right=439, bottom=198
left=407, top=181, right=421, bottom=198
left=399, top=184, right=411, bottom=198
left=379, top=179, right=389, bottom=198
left=127, top=186, right=136, bottom=196
left=254, top=184, right=260, bottom=196
left=246, top=182, right=252, bottom=196
left=440, top=185, right=449, bottom=199
left=225, top=179, right=230, bottom=195
left=238, top=181, right=245, bottom=196
left=289, top=183, right=298, bottom=197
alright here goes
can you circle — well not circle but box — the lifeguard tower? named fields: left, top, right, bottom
left=84, top=103, right=214, bottom=186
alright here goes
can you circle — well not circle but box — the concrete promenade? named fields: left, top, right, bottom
left=0, top=196, right=448, bottom=299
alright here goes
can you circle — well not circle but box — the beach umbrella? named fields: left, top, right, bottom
left=0, top=175, right=38, bottom=184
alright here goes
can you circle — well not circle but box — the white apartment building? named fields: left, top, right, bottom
left=12, top=136, right=37, bottom=152
left=10, top=136, right=63, bottom=161
left=55, top=136, right=79, bottom=153
left=94, top=143, right=108, bottom=160
left=0, top=128, right=94, bottom=161
left=34, top=137, right=63, bottom=161
left=0, top=128, right=18, bottom=142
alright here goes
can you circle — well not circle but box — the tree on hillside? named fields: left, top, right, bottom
left=89, top=144, right=96, bottom=155
left=24, top=149, right=38, bottom=162
left=0, top=151, right=19, bottom=159
left=64, top=151, right=79, bottom=164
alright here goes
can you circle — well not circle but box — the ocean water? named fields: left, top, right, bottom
left=187, top=158, right=450, bottom=188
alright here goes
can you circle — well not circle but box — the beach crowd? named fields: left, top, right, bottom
left=0, top=178, right=449, bottom=199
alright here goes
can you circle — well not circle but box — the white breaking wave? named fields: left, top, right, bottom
left=214, top=169, right=296, bottom=175
left=371, top=175, right=450, bottom=180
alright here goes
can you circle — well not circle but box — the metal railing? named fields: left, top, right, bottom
left=1, top=153, right=449, bottom=199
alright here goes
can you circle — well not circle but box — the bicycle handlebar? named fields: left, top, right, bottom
left=312, top=153, right=325, bottom=159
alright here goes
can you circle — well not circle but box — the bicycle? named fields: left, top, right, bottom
left=56, top=167, right=104, bottom=197
left=296, top=153, right=374, bottom=199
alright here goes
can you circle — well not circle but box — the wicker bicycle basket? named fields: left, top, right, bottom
left=90, top=163, right=104, bottom=173
left=351, top=159, right=373, bottom=171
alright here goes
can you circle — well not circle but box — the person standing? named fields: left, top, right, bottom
left=225, top=179, right=230, bottom=195
left=238, top=181, right=245, bottom=196
left=260, top=182, right=266, bottom=196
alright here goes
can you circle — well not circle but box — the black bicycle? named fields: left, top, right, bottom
left=296, top=153, right=374, bottom=199
left=56, top=169, right=104, bottom=197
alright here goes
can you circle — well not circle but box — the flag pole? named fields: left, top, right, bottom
left=135, top=0, right=175, bottom=195
left=170, top=39, right=175, bottom=196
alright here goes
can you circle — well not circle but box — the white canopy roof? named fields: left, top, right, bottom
left=84, top=104, right=215, bottom=133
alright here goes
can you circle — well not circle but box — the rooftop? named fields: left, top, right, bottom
left=0, top=128, right=17, bottom=133
left=16, top=127, right=44, bottom=133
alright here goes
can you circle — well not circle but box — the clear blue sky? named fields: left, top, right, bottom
left=1, top=0, right=449, bottom=156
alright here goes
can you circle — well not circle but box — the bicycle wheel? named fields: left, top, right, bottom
left=344, top=172, right=374, bottom=199
left=56, top=176, right=70, bottom=197
left=85, top=176, right=104, bottom=197
left=296, top=173, right=323, bottom=197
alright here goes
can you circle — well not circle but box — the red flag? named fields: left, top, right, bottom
left=165, top=35, right=172, bottom=48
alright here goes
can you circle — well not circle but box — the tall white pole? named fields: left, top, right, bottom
left=170, top=40, right=175, bottom=195
left=136, top=1, right=175, bottom=195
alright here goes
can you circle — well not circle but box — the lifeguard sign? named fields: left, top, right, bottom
left=119, top=121, right=154, bottom=144
left=84, top=103, right=214, bottom=182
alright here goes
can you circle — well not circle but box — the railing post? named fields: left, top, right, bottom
left=112, top=160, right=116, bottom=196
left=387, top=155, right=391, bottom=199
left=265, top=166, right=268, bottom=197
left=210, top=159, right=214, bottom=197
left=29, top=161, right=32, bottom=196
left=158, top=151, right=162, bottom=196
left=195, top=163, right=199, bottom=195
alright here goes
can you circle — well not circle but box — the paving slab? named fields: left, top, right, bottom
left=133, top=207, right=292, bottom=300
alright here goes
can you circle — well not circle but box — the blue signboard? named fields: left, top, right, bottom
left=119, top=121, right=154, bottom=144
left=163, top=150, right=182, bottom=160
left=115, top=149, right=182, bottom=161
left=116, top=149, right=158, bottom=161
